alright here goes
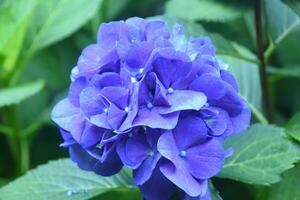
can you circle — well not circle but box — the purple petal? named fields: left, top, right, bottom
left=133, top=152, right=161, bottom=185
left=80, top=124, right=106, bottom=148
left=90, top=72, right=122, bottom=89
left=80, top=87, right=107, bottom=117
left=173, top=115, right=208, bottom=150
left=152, top=48, right=192, bottom=88
left=133, top=107, right=179, bottom=130
left=51, top=98, right=81, bottom=132
left=101, top=86, right=129, bottom=109
left=159, top=90, right=207, bottom=114
left=106, top=103, right=127, bottom=130
left=185, top=139, right=225, bottom=179
left=117, top=134, right=149, bottom=169
left=139, top=167, right=176, bottom=200
left=159, top=159, right=203, bottom=197
left=220, top=69, right=239, bottom=92
left=70, top=144, right=123, bottom=176
left=190, top=74, right=227, bottom=100
left=68, top=77, right=87, bottom=106
left=145, top=20, right=170, bottom=43
left=183, top=180, right=210, bottom=200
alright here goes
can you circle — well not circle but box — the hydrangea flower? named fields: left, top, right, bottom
left=51, top=17, right=250, bottom=200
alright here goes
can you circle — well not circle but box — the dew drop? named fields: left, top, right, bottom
left=67, top=189, right=80, bottom=196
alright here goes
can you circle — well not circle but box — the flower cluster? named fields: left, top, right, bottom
left=51, top=17, right=250, bottom=200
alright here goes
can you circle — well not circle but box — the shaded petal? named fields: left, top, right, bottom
left=89, top=113, right=111, bottom=129
left=107, top=103, right=127, bottom=130
left=59, top=129, right=76, bottom=147
left=80, top=124, right=106, bottom=148
left=133, top=152, right=161, bottom=185
left=152, top=48, right=191, bottom=88
left=117, top=134, right=149, bottom=169
left=160, top=159, right=203, bottom=197
left=51, top=98, right=81, bottom=131
left=80, top=87, right=107, bottom=117
left=186, top=139, right=225, bottom=179
left=173, top=115, right=208, bottom=150
left=159, top=90, right=207, bottom=114
left=90, top=72, right=122, bottom=89
left=230, top=98, right=251, bottom=134
left=70, top=144, right=123, bottom=176
left=204, top=109, right=229, bottom=136
left=220, top=69, right=238, bottom=92
left=183, top=180, right=210, bottom=200
left=190, top=74, right=226, bottom=100
left=134, top=107, right=179, bottom=130
left=68, top=77, right=87, bottom=106
left=187, top=37, right=215, bottom=58
left=145, top=20, right=170, bottom=43
left=139, top=167, right=176, bottom=200
left=117, top=41, right=153, bottom=72
left=101, top=86, right=129, bottom=109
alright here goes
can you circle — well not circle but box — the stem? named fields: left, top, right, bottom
left=254, top=0, right=273, bottom=122
left=4, top=106, right=30, bottom=176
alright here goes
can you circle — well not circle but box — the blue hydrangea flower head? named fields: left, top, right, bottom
left=51, top=17, right=251, bottom=200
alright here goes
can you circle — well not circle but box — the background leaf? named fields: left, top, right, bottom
left=0, top=159, right=136, bottom=200
left=218, top=124, right=300, bottom=185
left=0, top=0, right=36, bottom=72
left=264, top=0, right=300, bottom=58
left=266, top=164, right=300, bottom=200
left=0, top=80, right=45, bottom=107
left=166, top=0, right=244, bottom=22
left=26, top=0, right=103, bottom=53
left=286, top=112, right=300, bottom=142
left=282, top=0, right=300, bottom=17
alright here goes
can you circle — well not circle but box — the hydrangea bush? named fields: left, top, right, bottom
left=51, top=17, right=250, bottom=200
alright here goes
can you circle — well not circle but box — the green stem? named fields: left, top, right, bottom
left=250, top=104, right=269, bottom=124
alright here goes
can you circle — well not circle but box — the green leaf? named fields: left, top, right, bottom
left=267, top=164, right=300, bottom=200
left=218, top=124, right=300, bottom=185
left=264, top=0, right=300, bottom=59
left=0, top=0, right=36, bottom=72
left=106, top=0, right=131, bottom=20
left=27, top=0, right=103, bottom=53
left=267, top=65, right=300, bottom=79
left=282, top=0, right=300, bottom=17
left=166, top=0, right=244, bottom=22
left=286, top=112, right=300, bottom=142
left=93, top=189, right=142, bottom=200
left=0, top=79, right=45, bottom=107
left=0, top=159, right=136, bottom=200
left=209, top=182, right=222, bottom=200
left=0, top=178, right=8, bottom=188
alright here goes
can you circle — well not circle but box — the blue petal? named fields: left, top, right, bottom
left=159, top=90, right=207, bottom=114
left=139, top=167, right=176, bottom=200
left=51, top=98, right=81, bottom=132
